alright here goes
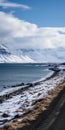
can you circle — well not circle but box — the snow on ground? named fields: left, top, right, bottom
left=0, top=70, right=65, bottom=127
left=58, top=64, right=65, bottom=70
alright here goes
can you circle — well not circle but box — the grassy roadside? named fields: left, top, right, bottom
left=1, top=78, right=65, bottom=130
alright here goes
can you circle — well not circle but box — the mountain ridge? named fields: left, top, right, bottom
left=0, top=44, right=65, bottom=63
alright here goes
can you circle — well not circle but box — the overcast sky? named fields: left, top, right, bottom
left=0, top=0, right=65, bottom=50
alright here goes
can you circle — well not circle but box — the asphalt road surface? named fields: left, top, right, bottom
left=48, top=103, right=65, bottom=130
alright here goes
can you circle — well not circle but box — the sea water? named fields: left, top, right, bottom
left=0, top=63, right=52, bottom=92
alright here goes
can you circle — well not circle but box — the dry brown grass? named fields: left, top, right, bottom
left=0, top=78, right=65, bottom=130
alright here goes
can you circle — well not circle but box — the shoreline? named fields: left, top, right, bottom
left=0, top=64, right=65, bottom=129
left=6, top=78, right=65, bottom=130
left=0, top=64, right=54, bottom=97
left=0, top=66, right=57, bottom=102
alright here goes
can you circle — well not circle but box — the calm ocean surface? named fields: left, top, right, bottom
left=0, top=63, right=52, bottom=92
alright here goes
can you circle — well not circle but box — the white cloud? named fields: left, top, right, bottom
left=0, top=11, right=65, bottom=51
left=0, top=0, right=31, bottom=10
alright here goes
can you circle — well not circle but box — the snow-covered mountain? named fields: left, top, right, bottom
left=16, top=48, right=65, bottom=63
left=0, top=45, right=34, bottom=63
left=0, top=44, right=65, bottom=63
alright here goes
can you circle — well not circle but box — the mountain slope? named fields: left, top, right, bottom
left=0, top=45, right=34, bottom=63
left=16, top=48, right=65, bottom=63
left=0, top=45, right=65, bottom=63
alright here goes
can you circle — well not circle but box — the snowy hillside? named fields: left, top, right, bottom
left=0, top=45, right=34, bottom=63
left=18, top=48, right=65, bottom=63
left=0, top=44, right=65, bottom=63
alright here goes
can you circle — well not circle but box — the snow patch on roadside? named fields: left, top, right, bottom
left=0, top=70, right=65, bottom=127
